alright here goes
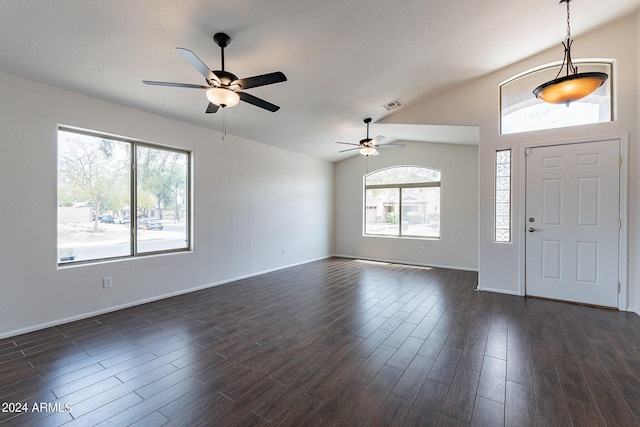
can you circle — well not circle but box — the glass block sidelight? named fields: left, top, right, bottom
left=495, top=149, right=511, bottom=242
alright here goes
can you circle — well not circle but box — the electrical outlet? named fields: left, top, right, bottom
left=281, top=249, right=286, bottom=255
left=420, top=247, right=425, bottom=253
left=103, top=277, right=112, bottom=288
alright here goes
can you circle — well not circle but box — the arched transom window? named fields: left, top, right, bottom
left=500, top=61, right=612, bottom=134
left=364, top=166, right=441, bottom=239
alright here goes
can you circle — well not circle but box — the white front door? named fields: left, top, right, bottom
left=525, top=140, right=620, bottom=307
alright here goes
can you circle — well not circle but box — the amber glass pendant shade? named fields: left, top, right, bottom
left=533, top=71, right=608, bottom=104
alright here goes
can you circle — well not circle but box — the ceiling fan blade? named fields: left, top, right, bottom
left=335, top=142, right=360, bottom=146
left=176, top=48, right=220, bottom=84
left=238, top=92, right=280, bottom=112
left=338, top=147, right=360, bottom=153
left=377, top=144, right=406, bottom=149
left=233, top=72, right=287, bottom=90
left=143, top=80, right=209, bottom=89
left=370, top=135, right=386, bottom=146
left=205, top=103, right=219, bottom=114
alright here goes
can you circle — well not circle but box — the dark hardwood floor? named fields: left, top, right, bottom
left=1, top=257, right=640, bottom=426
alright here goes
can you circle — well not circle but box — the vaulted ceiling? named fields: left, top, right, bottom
left=1, top=0, right=639, bottom=161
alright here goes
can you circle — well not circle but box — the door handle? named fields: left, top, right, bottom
left=528, top=227, right=539, bottom=232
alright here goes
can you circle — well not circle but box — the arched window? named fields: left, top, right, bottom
left=500, top=61, right=612, bottom=134
left=364, top=166, right=441, bottom=239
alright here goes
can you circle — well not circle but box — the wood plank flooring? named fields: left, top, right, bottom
left=1, top=257, right=640, bottom=426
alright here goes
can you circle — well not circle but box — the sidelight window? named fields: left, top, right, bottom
left=495, top=149, right=511, bottom=242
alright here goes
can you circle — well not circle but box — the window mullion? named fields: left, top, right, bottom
left=131, top=144, right=137, bottom=256
left=398, top=187, right=403, bottom=237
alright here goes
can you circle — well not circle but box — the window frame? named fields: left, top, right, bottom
left=363, top=166, right=442, bottom=239
left=57, top=126, right=191, bottom=266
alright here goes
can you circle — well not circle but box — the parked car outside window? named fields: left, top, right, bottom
left=139, top=218, right=164, bottom=230
left=98, top=214, right=114, bottom=223
left=114, top=215, right=129, bottom=224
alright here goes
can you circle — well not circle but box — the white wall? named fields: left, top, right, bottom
left=637, top=10, right=640, bottom=315
left=0, top=71, right=334, bottom=338
left=386, top=13, right=639, bottom=311
left=334, top=141, right=478, bottom=271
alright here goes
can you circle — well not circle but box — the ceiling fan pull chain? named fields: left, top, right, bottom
left=222, top=108, right=227, bottom=140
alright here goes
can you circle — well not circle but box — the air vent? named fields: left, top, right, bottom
left=381, top=98, right=403, bottom=111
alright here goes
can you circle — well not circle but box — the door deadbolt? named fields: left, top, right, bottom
left=528, top=217, right=535, bottom=223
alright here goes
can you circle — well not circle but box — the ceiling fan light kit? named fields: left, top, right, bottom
left=206, top=87, right=240, bottom=107
left=533, top=0, right=607, bottom=105
left=359, top=146, right=378, bottom=156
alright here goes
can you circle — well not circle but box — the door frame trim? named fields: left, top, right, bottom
left=518, top=134, right=628, bottom=310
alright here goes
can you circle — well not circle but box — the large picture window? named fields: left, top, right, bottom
left=364, top=166, right=441, bottom=238
left=57, top=128, right=190, bottom=264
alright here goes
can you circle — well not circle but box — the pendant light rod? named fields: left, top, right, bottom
left=555, top=0, right=578, bottom=79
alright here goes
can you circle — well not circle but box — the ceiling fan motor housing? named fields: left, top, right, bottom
left=212, top=70, right=238, bottom=87
left=360, top=138, right=373, bottom=146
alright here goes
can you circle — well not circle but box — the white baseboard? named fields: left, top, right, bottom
left=627, top=307, right=640, bottom=317
left=0, top=255, right=332, bottom=340
left=475, top=286, right=522, bottom=296
left=331, top=254, right=478, bottom=272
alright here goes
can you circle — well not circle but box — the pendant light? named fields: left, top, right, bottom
left=533, top=0, right=607, bottom=105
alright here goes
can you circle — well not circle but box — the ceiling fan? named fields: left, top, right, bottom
left=143, top=32, right=286, bottom=113
left=336, top=118, right=405, bottom=156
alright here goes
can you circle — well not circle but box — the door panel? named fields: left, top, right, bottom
left=541, top=240, right=561, bottom=279
left=525, top=140, right=619, bottom=307
left=577, top=177, right=599, bottom=225
left=542, top=179, right=562, bottom=224
left=576, top=241, right=598, bottom=283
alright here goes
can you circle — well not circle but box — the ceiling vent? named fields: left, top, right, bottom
left=381, top=98, right=403, bottom=111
